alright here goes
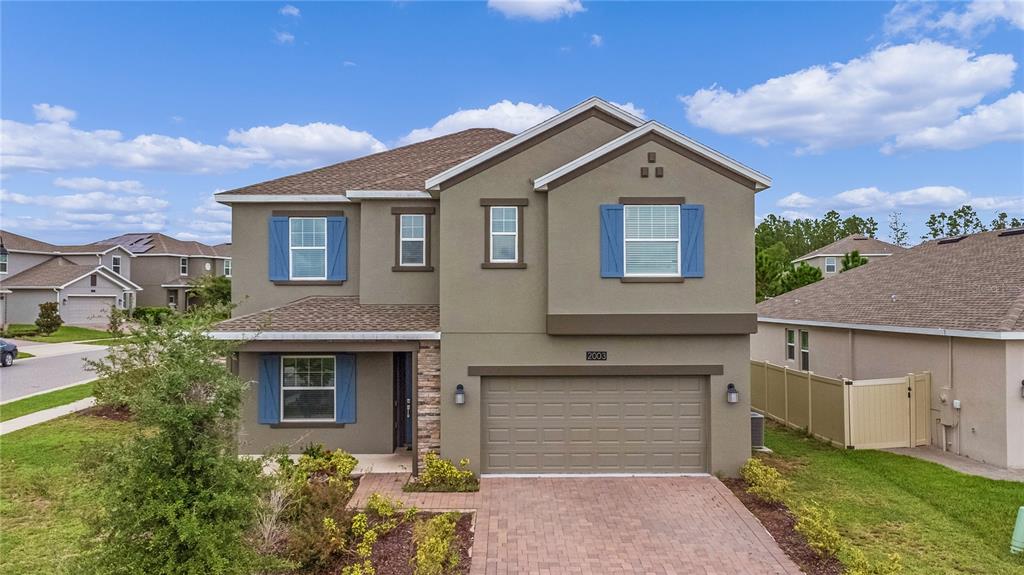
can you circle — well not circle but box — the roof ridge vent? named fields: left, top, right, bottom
left=997, top=228, right=1024, bottom=237
left=937, top=235, right=967, bottom=245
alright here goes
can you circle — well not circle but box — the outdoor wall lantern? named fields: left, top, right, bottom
left=454, top=384, right=466, bottom=405
left=726, top=383, right=739, bottom=404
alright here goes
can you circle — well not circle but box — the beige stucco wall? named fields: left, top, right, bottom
left=1004, top=341, right=1024, bottom=468
left=752, top=322, right=1016, bottom=467
left=357, top=200, right=440, bottom=305
left=4, top=289, right=58, bottom=324
left=236, top=349, right=395, bottom=455
left=232, top=203, right=359, bottom=315
left=3, top=252, right=53, bottom=277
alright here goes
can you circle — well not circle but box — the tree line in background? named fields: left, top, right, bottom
left=755, top=204, right=1022, bottom=302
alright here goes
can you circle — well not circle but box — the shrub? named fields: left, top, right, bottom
left=412, top=512, right=461, bottom=575
left=795, top=502, right=844, bottom=557
left=189, top=274, right=232, bottom=311
left=740, top=458, right=791, bottom=504
left=107, top=305, right=128, bottom=337
left=285, top=481, right=356, bottom=570
left=131, top=305, right=173, bottom=325
left=405, top=452, right=479, bottom=492
left=35, top=302, right=63, bottom=335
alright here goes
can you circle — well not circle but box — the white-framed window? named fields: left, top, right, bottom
left=111, top=255, right=122, bottom=275
left=179, top=257, right=188, bottom=276
left=399, top=214, right=426, bottom=266
left=224, top=258, right=232, bottom=277
left=785, top=329, right=795, bottom=361
left=824, top=256, right=837, bottom=273
left=0, top=252, right=7, bottom=274
left=289, top=217, right=327, bottom=280
left=281, top=355, right=336, bottom=422
left=624, top=204, right=680, bottom=276
left=489, top=206, right=518, bottom=263
left=800, top=330, right=810, bottom=371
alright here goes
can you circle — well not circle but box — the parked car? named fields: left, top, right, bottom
left=0, top=339, right=18, bottom=367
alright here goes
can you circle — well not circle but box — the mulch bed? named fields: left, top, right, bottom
left=78, top=404, right=133, bottom=422
left=367, top=512, right=474, bottom=575
left=723, top=478, right=844, bottom=575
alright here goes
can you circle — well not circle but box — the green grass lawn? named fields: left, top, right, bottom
left=0, top=383, right=95, bottom=422
left=762, top=423, right=1024, bottom=574
left=16, top=351, right=34, bottom=359
left=3, top=324, right=113, bottom=344
left=0, top=415, right=130, bottom=575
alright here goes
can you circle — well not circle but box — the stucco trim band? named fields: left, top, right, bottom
left=467, top=364, right=725, bottom=376
left=207, top=331, right=442, bottom=341
left=546, top=313, right=757, bottom=335
left=758, top=317, right=1024, bottom=340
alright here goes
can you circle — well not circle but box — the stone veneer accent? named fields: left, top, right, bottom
left=416, top=340, right=441, bottom=472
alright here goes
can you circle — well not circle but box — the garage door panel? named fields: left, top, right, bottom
left=63, top=297, right=117, bottom=325
left=482, top=375, right=707, bottom=473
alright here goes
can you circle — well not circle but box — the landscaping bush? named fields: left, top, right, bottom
left=740, top=458, right=791, bottom=504
left=404, top=452, right=479, bottom=492
left=131, top=305, right=173, bottom=324
left=107, top=305, right=128, bottom=337
left=34, top=302, right=63, bottom=335
left=412, top=512, right=461, bottom=575
left=795, top=501, right=903, bottom=574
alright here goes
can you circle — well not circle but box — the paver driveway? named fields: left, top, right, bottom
left=353, top=474, right=800, bottom=574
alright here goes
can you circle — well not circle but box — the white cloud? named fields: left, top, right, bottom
left=169, top=193, right=233, bottom=244
left=227, top=122, right=385, bottom=166
left=53, top=177, right=146, bottom=193
left=32, top=103, right=77, bottom=123
left=4, top=211, right=167, bottom=233
left=342, top=60, right=357, bottom=67
left=0, top=188, right=169, bottom=212
left=280, top=4, right=300, bottom=17
left=885, top=1, right=1024, bottom=38
left=487, top=0, right=584, bottom=21
left=610, top=101, right=646, bottom=119
left=883, top=91, right=1024, bottom=153
left=590, top=34, right=603, bottom=47
left=399, top=100, right=559, bottom=144
left=274, top=30, right=295, bottom=44
left=0, top=104, right=386, bottom=173
left=834, top=185, right=971, bottom=210
left=777, top=192, right=817, bottom=209
left=681, top=41, right=1017, bottom=154
left=779, top=210, right=815, bottom=221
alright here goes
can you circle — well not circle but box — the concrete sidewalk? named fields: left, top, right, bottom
left=0, top=397, right=96, bottom=435
left=885, top=446, right=1024, bottom=482
left=14, top=342, right=109, bottom=360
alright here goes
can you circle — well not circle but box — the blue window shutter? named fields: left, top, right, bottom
left=681, top=204, right=705, bottom=278
left=327, top=216, right=348, bottom=281
left=599, top=204, right=624, bottom=278
left=258, top=354, right=281, bottom=424
left=336, top=353, right=356, bottom=424
left=268, top=217, right=289, bottom=281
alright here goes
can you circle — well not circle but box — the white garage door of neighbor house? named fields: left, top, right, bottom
left=63, top=296, right=116, bottom=325
left=481, top=375, right=708, bottom=474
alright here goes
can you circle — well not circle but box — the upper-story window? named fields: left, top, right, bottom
left=111, top=255, right=122, bottom=275
left=289, top=217, right=327, bottom=280
left=0, top=252, right=7, bottom=274
left=624, top=205, right=679, bottom=277
left=179, top=257, right=188, bottom=276
left=224, top=258, right=232, bottom=277
left=400, top=214, right=426, bottom=266
left=824, top=256, right=837, bottom=273
left=489, top=206, right=518, bottom=263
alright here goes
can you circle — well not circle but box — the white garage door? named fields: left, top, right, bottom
left=482, top=375, right=707, bottom=474
left=63, top=296, right=116, bottom=325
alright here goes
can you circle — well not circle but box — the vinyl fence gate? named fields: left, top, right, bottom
left=750, top=361, right=931, bottom=450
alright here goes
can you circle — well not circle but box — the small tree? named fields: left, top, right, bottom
left=79, top=305, right=267, bottom=574
left=887, top=212, right=909, bottom=247
left=107, top=305, right=127, bottom=338
left=779, top=262, right=823, bottom=293
left=35, top=301, right=63, bottom=335
left=840, top=250, right=868, bottom=272
left=189, top=274, right=232, bottom=313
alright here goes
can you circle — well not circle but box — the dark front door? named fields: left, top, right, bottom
left=393, top=352, right=413, bottom=450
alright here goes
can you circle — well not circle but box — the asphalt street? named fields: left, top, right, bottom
left=0, top=347, right=108, bottom=402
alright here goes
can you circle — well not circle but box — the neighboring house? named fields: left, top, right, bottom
left=753, top=229, right=1024, bottom=469
left=0, top=230, right=141, bottom=328
left=211, top=97, right=772, bottom=476
left=91, top=233, right=231, bottom=309
left=792, top=234, right=905, bottom=276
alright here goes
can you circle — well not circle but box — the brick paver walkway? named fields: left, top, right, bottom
left=352, top=474, right=801, bottom=574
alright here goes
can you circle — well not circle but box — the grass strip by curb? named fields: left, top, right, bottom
left=0, top=383, right=95, bottom=422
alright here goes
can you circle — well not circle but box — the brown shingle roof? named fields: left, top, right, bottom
left=0, top=230, right=60, bottom=253
left=95, top=233, right=228, bottom=257
left=213, top=296, right=439, bottom=333
left=216, top=128, right=513, bottom=197
left=758, top=229, right=1024, bottom=333
left=0, top=257, right=96, bottom=288
left=793, top=234, right=905, bottom=263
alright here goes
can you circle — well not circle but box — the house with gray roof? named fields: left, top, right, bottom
left=753, top=228, right=1024, bottom=468
left=792, top=234, right=905, bottom=276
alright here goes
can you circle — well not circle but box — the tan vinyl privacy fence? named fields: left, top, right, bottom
left=750, top=360, right=931, bottom=450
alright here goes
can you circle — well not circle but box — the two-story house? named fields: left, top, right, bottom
left=211, top=98, right=771, bottom=476
left=792, top=234, right=904, bottom=276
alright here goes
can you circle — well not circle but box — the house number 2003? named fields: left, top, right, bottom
left=585, top=351, right=608, bottom=361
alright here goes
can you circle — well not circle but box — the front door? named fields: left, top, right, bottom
left=393, top=352, right=413, bottom=450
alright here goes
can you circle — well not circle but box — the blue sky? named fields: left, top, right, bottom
left=2, top=0, right=1022, bottom=246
